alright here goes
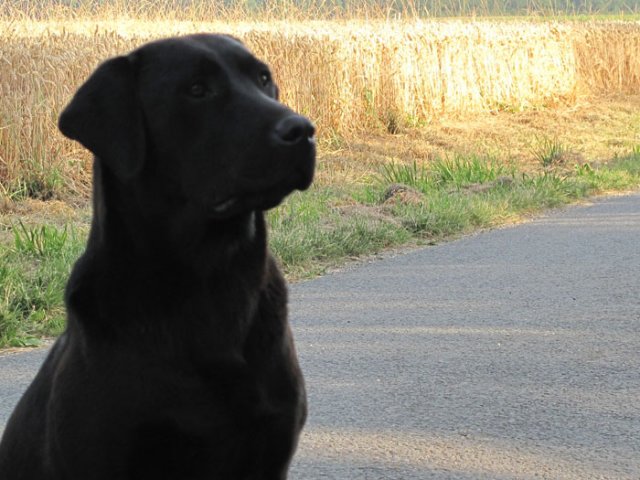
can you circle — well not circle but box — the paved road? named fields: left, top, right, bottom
left=2, top=193, right=639, bottom=479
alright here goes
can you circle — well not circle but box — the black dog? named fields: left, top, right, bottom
left=0, top=34, right=314, bottom=480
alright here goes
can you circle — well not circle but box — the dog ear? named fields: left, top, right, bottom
left=59, top=56, right=144, bottom=181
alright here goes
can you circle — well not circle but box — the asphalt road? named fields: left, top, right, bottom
left=2, top=193, right=639, bottom=479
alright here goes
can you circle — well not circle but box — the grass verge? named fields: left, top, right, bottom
left=0, top=222, right=85, bottom=347
left=1, top=149, right=639, bottom=348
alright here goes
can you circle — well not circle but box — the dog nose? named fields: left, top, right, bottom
left=272, top=115, right=315, bottom=146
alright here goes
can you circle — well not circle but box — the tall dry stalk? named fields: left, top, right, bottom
left=573, top=22, right=640, bottom=94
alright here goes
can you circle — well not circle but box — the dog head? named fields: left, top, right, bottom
left=59, top=34, right=316, bottom=220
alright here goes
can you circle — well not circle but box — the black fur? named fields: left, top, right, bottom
left=0, top=34, right=314, bottom=480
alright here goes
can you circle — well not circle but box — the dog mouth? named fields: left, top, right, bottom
left=211, top=197, right=239, bottom=215
left=209, top=187, right=293, bottom=219
left=209, top=152, right=316, bottom=219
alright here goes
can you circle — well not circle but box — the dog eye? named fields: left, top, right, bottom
left=259, top=71, right=271, bottom=87
left=189, top=83, right=207, bottom=98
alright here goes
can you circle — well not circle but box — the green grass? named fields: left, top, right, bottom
left=379, top=154, right=512, bottom=193
left=531, top=136, right=569, bottom=169
left=268, top=189, right=410, bottom=278
left=0, top=222, right=85, bottom=347
left=430, top=155, right=511, bottom=187
left=1, top=149, right=640, bottom=347
left=379, top=160, right=433, bottom=192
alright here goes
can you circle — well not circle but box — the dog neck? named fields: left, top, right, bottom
left=66, top=161, right=269, bottom=345
left=88, top=161, right=267, bottom=270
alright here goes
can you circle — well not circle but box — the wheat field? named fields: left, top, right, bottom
left=1, top=13, right=639, bottom=196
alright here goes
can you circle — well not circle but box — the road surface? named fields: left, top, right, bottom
left=2, top=193, right=639, bottom=479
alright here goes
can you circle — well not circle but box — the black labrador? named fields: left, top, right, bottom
left=0, top=34, right=314, bottom=480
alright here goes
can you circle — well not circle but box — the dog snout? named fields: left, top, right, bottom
left=272, top=115, right=315, bottom=146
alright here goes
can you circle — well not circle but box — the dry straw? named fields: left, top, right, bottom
left=1, top=17, right=639, bottom=196
left=573, top=22, right=640, bottom=93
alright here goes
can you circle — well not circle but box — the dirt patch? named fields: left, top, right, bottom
left=0, top=198, right=91, bottom=236
left=382, top=184, right=426, bottom=206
